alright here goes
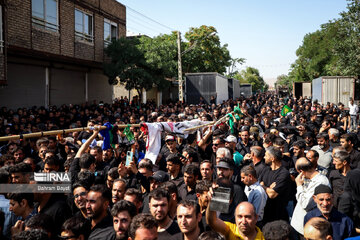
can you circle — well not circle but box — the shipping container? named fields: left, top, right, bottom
left=228, top=78, right=241, bottom=100
left=312, top=76, right=357, bottom=107
left=293, top=82, right=311, bottom=99
left=240, top=84, right=252, bottom=98
left=185, top=73, right=228, bottom=104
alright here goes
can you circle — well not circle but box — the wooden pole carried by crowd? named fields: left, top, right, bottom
left=0, top=124, right=141, bottom=142
left=183, top=112, right=232, bottom=132
left=0, top=112, right=232, bottom=142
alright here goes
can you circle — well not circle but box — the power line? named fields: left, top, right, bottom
left=126, top=26, right=153, bottom=37
left=126, top=17, right=163, bottom=36
left=125, top=5, right=175, bottom=32
left=127, top=11, right=172, bottom=34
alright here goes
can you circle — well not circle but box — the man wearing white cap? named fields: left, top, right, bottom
left=224, top=135, right=243, bottom=167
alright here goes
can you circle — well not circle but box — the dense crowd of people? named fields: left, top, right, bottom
left=0, top=93, right=359, bottom=240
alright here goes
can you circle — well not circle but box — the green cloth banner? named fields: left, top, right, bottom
left=281, top=105, right=292, bottom=117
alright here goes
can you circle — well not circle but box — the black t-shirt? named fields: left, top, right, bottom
left=282, top=155, right=294, bottom=170
left=78, top=131, right=92, bottom=141
left=349, top=149, right=360, bottom=169
left=329, top=169, right=346, bottom=207
left=259, top=166, right=291, bottom=223
left=88, top=213, right=116, bottom=240
left=158, top=220, right=182, bottom=240
left=178, top=183, right=197, bottom=201
left=251, top=161, right=267, bottom=179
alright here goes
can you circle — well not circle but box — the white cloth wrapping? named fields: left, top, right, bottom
left=143, top=120, right=210, bottom=163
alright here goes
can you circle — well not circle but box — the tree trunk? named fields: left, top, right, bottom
left=137, top=88, right=143, bottom=104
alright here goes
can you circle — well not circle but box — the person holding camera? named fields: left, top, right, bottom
left=206, top=199, right=264, bottom=240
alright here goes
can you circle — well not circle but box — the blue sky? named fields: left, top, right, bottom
left=117, top=0, right=349, bottom=86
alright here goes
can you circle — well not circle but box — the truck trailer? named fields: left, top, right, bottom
left=312, top=76, right=358, bottom=107
left=239, top=84, right=252, bottom=98
left=293, top=82, right=311, bottom=99
left=185, top=72, right=229, bottom=104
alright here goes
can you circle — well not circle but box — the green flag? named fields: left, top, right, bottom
left=281, top=105, right=292, bottom=117
left=234, top=104, right=242, bottom=120
left=123, top=124, right=134, bottom=142
left=227, top=113, right=236, bottom=134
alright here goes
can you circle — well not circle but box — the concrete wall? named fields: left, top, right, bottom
left=0, top=63, right=45, bottom=109
left=88, top=72, right=113, bottom=103
left=50, top=69, right=85, bottom=106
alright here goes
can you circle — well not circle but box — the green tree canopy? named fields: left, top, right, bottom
left=287, top=0, right=360, bottom=82
left=236, top=67, right=268, bottom=92
left=183, top=25, right=232, bottom=74
left=104, top=25, right=239, bottom=98
left=103, top=37, right=168, bottom=99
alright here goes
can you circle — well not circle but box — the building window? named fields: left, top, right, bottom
left=32, top=0, right=58, bottom=31
left=75, top=9, right=93, bottom=43
left=104, top=19, right=118, bottom=46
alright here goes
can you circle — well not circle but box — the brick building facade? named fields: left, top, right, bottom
left=0, top=0, right=126, bottom=108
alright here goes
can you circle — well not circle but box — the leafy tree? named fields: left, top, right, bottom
left=227, top=57, right=246, bottom=77
left=288, top=24, right=339, bottom=82
left=288, top=0, right=360, bottom=81
left=138, top=32, right=179, bottom=79
left=103, top=37, right=168, bottom=100
left=275, top=74, right=292, bottom=91
left=332, top=0, right=360, bottom=76
left=183, top=25, right=232, bottom=74
left=237, top=67, right=267, bottom=92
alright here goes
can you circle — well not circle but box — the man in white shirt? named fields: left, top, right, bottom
left=349, top=98, right=359, bottom=132
left=290, top=157, right=330, bottom=236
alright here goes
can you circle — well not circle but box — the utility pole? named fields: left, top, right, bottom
left=177, top=31, right=183, bottom=102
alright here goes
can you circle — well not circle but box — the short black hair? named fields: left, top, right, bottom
left=77, top=170, right=95, bottom=188
left=0, top=169, right=9, bottom=184
left=12, top=229, right=49, bottom=240
left=199, top=231, right=225, bottom=240
left=316, top=132, right=329, bottom=141
left=125, top=188, right=143, bottom=203
left=262, top=220, right=291, bottom=240
left=159, top=181, right=179, bottom=200
left=61, top=216, right=87, bottom=237
left=138, top=161, right=153, bottom=171
left=195, top=180, right=211, bottom=194
left=149, top=188, right=170, bottom=203
left=183, top=148, right=198, bottom=162
left=44, top=156, right=60, bottom=167
left=72, top=181, right=90, bottom=192
left=178, top=200, right=201, bottom=215
left=79, top=153, right=95, bottom=169
left=129, top=214, right=158, bottom=240
left=107, top=167, right=119, bottom=179
left=111, top=200, right=137, bottom=218
left=7, top=192, right=34, bottom=208
left=184, top=164, right=200, bottom=178
left=241, top=165, right=257, bottom=179
left=9, top=162, right=32, bottom=174
left=25, top=214, right=54, bottom=235
left=293, top=140, right=306, bottom=149
left=200, top=160, right=213, bottom=169
left=89, top=184, right=112, bottom=202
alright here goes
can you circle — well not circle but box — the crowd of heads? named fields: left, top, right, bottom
left=0, top=94, right=359, bottom=239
